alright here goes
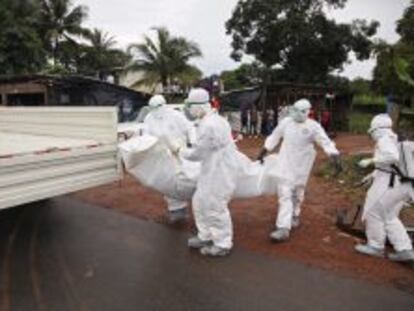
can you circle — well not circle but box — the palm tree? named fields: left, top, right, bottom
left=127, top=27, right=202, bottom=90
left=39, top=0, right=88, bottom=65
left=81, top=28, right=130, bottom=80
left=85, top=28, right=117, bottom=51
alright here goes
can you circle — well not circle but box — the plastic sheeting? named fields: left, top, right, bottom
left=119, top=135, right=280, bottom=201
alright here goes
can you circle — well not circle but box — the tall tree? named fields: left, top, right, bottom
left=127, top=27, right=202, bottom=90
left=0, top=0, right=47, bottom=74
left=373, top=1, right=414, bottom=95
left=80, top=28, right=130, bottom=80
left=397, top=0, right=414, bottom=45
left=220, top=62, right=264, bottom=90
left=39, top=0, right=88, bottom=65
left=226, top=0, right=379, bottom=83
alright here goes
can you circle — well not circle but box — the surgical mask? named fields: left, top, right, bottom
left=148, top=104, right=162, bottom=111
left=184, top=103, right=209, bottom=121
left=291, top=107, right=309, bottom=123
left=184, top=105, right=197, bottom=121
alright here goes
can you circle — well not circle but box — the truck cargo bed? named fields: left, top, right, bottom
left=0, top=132, right=99, bottom=158
left=0, top=107, right=121, bottom=210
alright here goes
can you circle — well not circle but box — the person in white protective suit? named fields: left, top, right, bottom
left=178, top=88, right=243, bottom=257
left=257, top=99, right=341, bottom=242
left=143, top=94, right=196, bottom=223
left=355, top=114, right=414, bottom=262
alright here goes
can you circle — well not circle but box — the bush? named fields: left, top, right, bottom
left=398, top=112, right=414, bottom=139
left=349, top=112, right=375, bottom=134
left=352, top=94, right=387, bottom=114
left=352, top=94, right=386, bottom=106
left=316, top=155, right=414, bottom=212
left=315, top=154, right=370, bottom=205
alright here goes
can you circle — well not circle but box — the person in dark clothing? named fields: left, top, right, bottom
left=240, top=109, right=249, bottom=134
left=261, top=111, right=269, bottom=136
left=249, top=105, right=258, bottom=137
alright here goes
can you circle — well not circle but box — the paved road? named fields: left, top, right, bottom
left=0, top=197, right=413, bottom=311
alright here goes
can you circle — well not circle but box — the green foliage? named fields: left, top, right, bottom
left=349, top=78, right=371, bottom=95
left=0, top=0, right=47, bottom=74
left=0, top=1, right=130, bottom=79
left=394, top=54, right=414, bottom=87
left=175, top=65, right=203, bottom=86
left=319, top=149, right=414, bottom=212
left=397, top=0, right=414, bottom=44
left=225, top=0, right=379, bottom=83
left=315, top=154, right=371, bottom=205
left=348, top=112, right=375, bottom=134
left=373, top=1, right=414, bottom=96
left=372, top=41, right=414, bottom=96
left=352, top=94, right=385, bottom=106
left=77, top=29, right=130, bottom=79
left=127, top=27, right=203, bottom=88
left=42, top=63, right=71, bottom=75
left=220, top=62, right=264, bottom=90
left=38, top=0, right=89, bottom=64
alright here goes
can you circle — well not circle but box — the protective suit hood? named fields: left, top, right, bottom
left=148, top=94, right=167, bottom=111
left=291, top=99, right=311, bottom=123
left=368, top=114, right=393, bottom=141
left=184, top=88, right=211, bottom=121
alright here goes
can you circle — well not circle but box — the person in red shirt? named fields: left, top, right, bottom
left=321, top=110, right=331, bottom=132
left=308, top=107, right=316, bottom=120
left=211, top=96, right=221, bottom=111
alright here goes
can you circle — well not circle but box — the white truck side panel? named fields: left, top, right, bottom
left=0, top=106, right=118, bottom=142
left=0, top=107, right=121, bottom=210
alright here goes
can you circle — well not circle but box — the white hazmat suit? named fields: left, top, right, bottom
left=181, top=112, right=239, bottom=250
left=356, top=114, right=414, bottom=261
left=261, top=99, right=339, bottom=240
left=180, top=88, right=245, bottom=256
left=144, top=95, right=195, bottom=220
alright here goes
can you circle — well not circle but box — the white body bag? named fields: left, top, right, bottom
left=119, top=135, right=280, bottom=201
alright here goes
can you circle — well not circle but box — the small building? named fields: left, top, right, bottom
left=266, top=82, right=353, bottom=131
left=0, top=75, right=150, bottom=122
left=221, top=82, right=353, bottom=132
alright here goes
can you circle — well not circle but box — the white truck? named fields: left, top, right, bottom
left=0, top=106, right=121, bottom=210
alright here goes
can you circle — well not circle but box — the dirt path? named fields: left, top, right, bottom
left=73, top=133, right=414, bottom=293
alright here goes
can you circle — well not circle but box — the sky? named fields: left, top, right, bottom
left=76, top=0, right=411, bottom=80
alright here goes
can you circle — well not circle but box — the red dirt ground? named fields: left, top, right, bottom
left=73, top=133, right=414, bottom=293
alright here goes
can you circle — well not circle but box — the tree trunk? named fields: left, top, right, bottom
left=53, top=37, right=59, bottom=66
left=260, top=67, right=270, bottom=115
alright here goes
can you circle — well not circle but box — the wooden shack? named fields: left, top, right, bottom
left=0, top=75, right=150, bottom=122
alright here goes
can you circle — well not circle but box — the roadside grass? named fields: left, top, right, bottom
left=315, top=154, right=369, bottom=206
left=315, top=154, right=414, bottom=213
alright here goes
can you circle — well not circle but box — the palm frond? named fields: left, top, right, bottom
left=128, top=26, right=203, bottom=87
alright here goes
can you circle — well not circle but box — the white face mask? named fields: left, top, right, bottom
left=148, top=104, right=162, bottom=111
left=184, top=103, right=209, bottom=121
left=184, top=105, right=198, bottom=121
left=291, top=107, right=309, bottom=123
left=369, top=128, right=390, bottom=141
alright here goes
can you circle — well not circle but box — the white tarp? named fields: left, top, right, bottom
left=119, top=135, right=280, bottom=201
